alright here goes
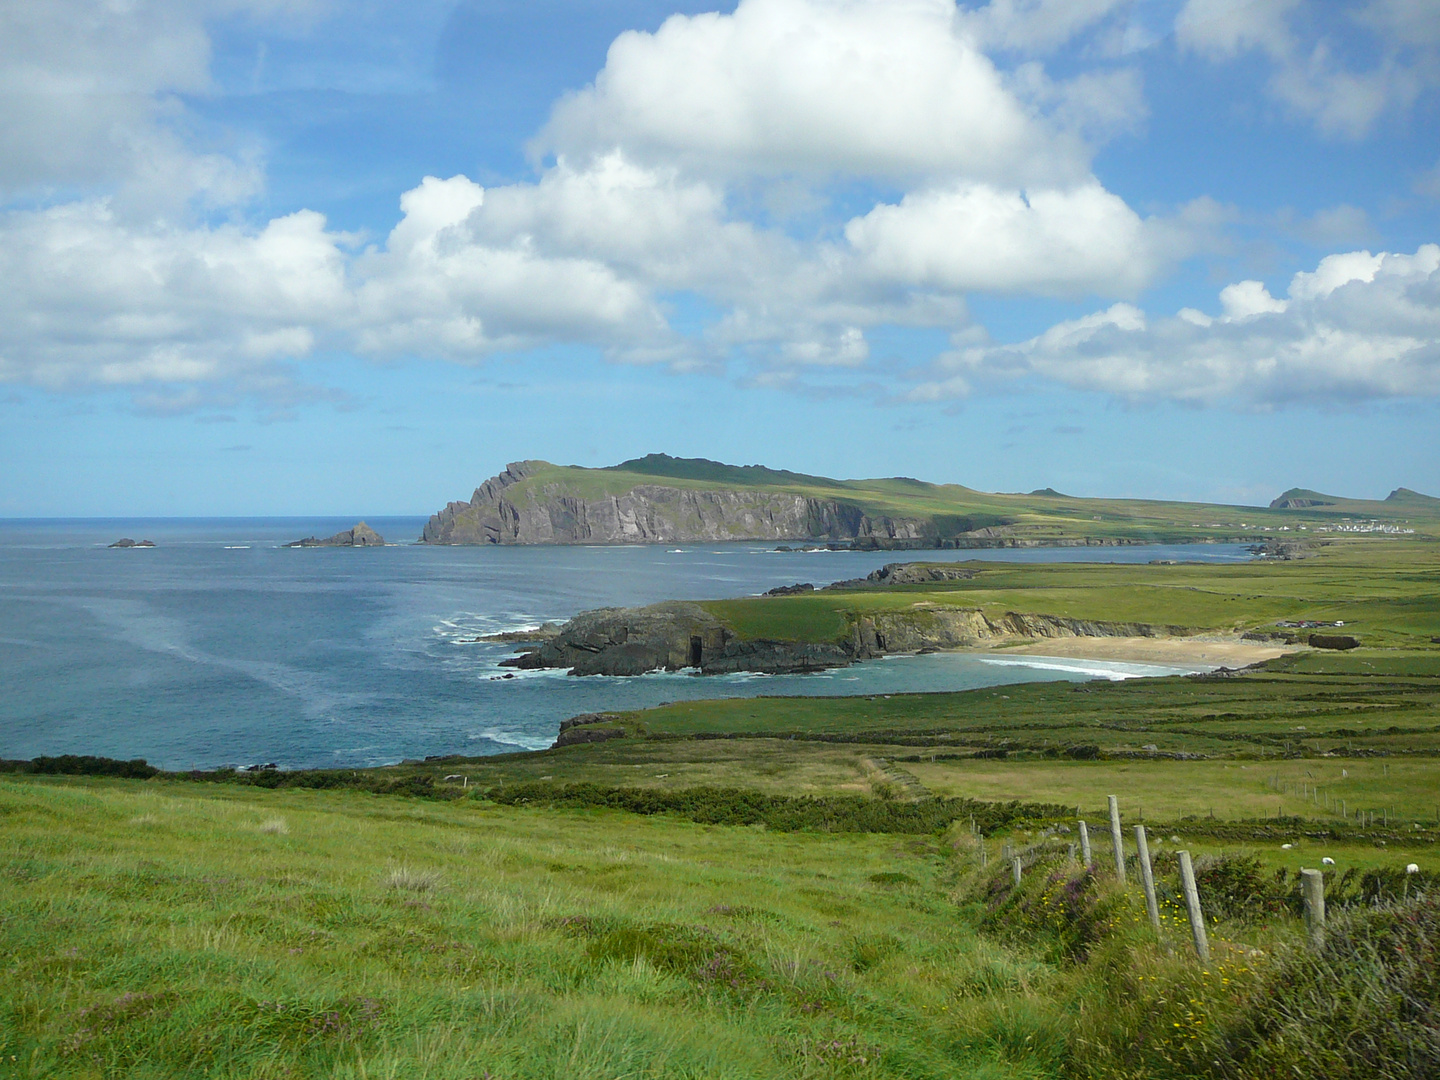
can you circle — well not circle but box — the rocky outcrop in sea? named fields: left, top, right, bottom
left=284, top=522, right=385, bottom=548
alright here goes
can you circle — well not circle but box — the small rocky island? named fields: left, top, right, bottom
left=108, top=538, right=155, bottom=548
left=284, top=522, right=385, bottom=548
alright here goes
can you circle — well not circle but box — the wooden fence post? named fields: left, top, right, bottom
left=1300, top=868, right=1325, bottom=951
left=1078, top=820, right=1092, bottom=866
left=1108, top=795, right=1126, bottom=883
left=1177, top=851, right=1209, bottom=963
left=1135, top=825, right=1160, bottom=932
left=1012, top=857, right=1023, bottom=886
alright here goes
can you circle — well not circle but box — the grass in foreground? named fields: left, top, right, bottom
left=0, top=776, right=1061, bottom=1079
left=3, top=775, right=1436, bottom=1079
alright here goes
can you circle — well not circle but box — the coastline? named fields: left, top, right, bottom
left=972, top=635, right=1301, bottom=668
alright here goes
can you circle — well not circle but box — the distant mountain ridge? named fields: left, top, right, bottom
left=419, top=456, right=1440, bottom=547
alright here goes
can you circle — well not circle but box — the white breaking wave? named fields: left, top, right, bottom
left=469, top=727, right=556, bottom=751
left=977, top=655, right=1209, bottom=680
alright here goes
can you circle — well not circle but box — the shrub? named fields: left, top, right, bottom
left=1191, top=853, right=1297, bottom=922
left=1215, top=892, right=1440, bottom=1078
left=2, top=755, right=159, bottom=779
left=981, top=862, right=1116, bottom=962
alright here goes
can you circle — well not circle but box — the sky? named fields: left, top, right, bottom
left=1, top=0, right=1438, bottom=517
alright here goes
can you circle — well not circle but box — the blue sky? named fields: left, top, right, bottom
left=2, top=0, right=1438, bottom=516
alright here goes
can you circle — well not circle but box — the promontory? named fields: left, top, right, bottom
left=419, top=455, right=1440, bottom=548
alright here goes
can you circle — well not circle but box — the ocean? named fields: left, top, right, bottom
left=0, top=519, right=1256, bottom=770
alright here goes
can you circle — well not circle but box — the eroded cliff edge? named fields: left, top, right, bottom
left=421, top=461, right=938, bottom=546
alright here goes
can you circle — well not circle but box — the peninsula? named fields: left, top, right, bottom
left=421, top=454, right=1439, bottom=548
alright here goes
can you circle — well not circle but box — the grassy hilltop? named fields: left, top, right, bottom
left=474, top=454, right=1440, bottom=544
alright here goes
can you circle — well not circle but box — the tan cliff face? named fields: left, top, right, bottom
left=420, top=461, right=931, bottom=545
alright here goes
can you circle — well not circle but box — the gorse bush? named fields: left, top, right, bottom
left=980, top=860, right=1118, bottom=962
left=1190, top=853, right=1297, bottom=922
left=1218, top=891, right=1440, bottom=1079
left=1081, top=891, right=1440, bottom=1079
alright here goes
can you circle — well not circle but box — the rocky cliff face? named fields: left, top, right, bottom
left=501, top=588, right=1190, bottom=677
left=421, top=461, right=933, bottom=545
left=500, top=601, right=852, bottom=676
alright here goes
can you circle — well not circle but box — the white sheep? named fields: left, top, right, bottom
left=1407, top=863, right=1420, bottom=874
left=1322, top=857, right=1335, bottom=865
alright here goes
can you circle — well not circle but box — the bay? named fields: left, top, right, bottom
left=0, top=518, right=1254, bottom=770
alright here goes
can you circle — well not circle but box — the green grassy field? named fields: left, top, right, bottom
left=0, top=776, right=1116, bottom=1079
left=3, top=771, right=1435, bottom=1079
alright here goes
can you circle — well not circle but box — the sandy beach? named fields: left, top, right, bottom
left=976, top=635, right=1300, bottom=668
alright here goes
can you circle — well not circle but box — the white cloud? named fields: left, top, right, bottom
left=1218, top=280, right=1287, bottom=319
left=0, top=171, right=675, bottom=392
left=844, top=180, right=1162, bottom=297
left=351, top=174, right=669, bottom=359
left=537, top=0, right=1090, bottom=186
left=1177, top=0, right=1440, bottom=138
left=913, top=245, right=1440, bottom=404
left=0, top=0, right=1205, bottom=404
left=0, top=200, right=349, bottom=391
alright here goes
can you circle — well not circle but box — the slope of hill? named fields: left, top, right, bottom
left=420, top=455, right=1440, bottom=546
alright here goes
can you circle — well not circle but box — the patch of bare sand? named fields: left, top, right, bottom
left=978, top=635, right=1299, bottom=668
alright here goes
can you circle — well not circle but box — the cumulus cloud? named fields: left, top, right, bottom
left=0, top=200, right=348, bottom=390
left=0, top=172, right=683, bottom=392
left=912, top=245, right=1440, bottom=404
left=350, top=173, right=669, bottom=358
left=537, top=0, right=1091, bottom=186
left=1177, top=0, right=1440, bottom=138
left=844, top=181, right=1161, bottom=297
left=0, top=0, right=1217, bottom=406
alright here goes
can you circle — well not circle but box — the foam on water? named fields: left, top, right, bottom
left=977, top=655, right=1208, bottom=680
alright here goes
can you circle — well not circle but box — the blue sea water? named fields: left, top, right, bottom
left=0, top=519, right=1256, bottom=770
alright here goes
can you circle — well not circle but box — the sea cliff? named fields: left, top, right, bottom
left=421, top=460, right=936, bottom=546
